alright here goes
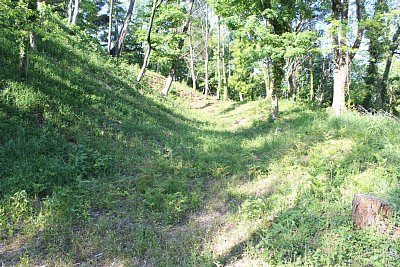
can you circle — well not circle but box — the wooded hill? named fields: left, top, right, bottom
left=1, top=0, right=400, bottom=266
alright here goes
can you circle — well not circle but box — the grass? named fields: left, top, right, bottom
left=1, top=13, right=400, bottom=266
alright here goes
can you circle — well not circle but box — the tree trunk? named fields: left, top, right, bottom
left=320, top=56, right=329, bottom=106
left=286, top=59, right=293, bottom=100
left=239, top=92, right=244, bottom=102
left=204, top=4, right=210, bottom=99
left=110, top=0, right=136, bottom=57
left=365, top=0, right=384, bottom=97
left=162, top=0, right=194, bottom=96
left=67, top=0, right=73, bottom=26
left=71, top=0, right=80, bottom=25
left=223, top=27, right=229, bottom=101
left=216, top=16, right=222, bottom=100
left=114, top=1, right=119, bottom=41
left=107, top=0, right=114, bottom=53
left=332, top=57, right=349, bottom=114
left=380, top=25, right=400, bottom=110
left=331, top=0, right=364, bottom=115
left=309, top=55, right=314, bottom=102
left=29, top=31, right=37, bottom=51
left=389, top=84, right=394, bottom=114
left=189, top=23, right=196, bottom=91
left=271, top=58, right=284, bottom=119
left=137, top=0, right=159, bottom=84
left=292, top=60, right=299, bottom=102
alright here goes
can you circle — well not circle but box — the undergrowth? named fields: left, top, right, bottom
left=1, top=10, right=400, bottom=267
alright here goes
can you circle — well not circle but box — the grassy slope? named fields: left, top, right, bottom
left=1, top=15, right=400, bottom=266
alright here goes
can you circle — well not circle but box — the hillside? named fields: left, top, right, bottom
left=1, top=14, right=400, bottom=267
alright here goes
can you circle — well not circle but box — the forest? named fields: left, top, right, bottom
left=0, top=0, right=400, bottom=266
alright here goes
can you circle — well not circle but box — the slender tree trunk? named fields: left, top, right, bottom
left=389, top=84, right=394, bottom=114
left=262, top=62, right=269, bottom=98
left=137, top=0, right=159, bottom=84
left=114, top=1, right=119, bottom=41
left=162, top=0, right=194, bottom=96
left=239, top=92, right=244, bottom=102
left=67, top=0, right=73, bottom=26
left=111, top=0, right=136, bottom=57
left=204, top=4, right=210, bottom=99
left=292, top=60, right=299, bottom=101
left=228, top=31, right=231, bottom=89
left=222, top=25, right=228, bottom=101
left=309, top=55, right=314, bottom=102
left=189, top=23, right=196, bottom=91
left=286, top=59, right=293, bottom=100
left=381, top=25, right=400, bottom=110
left=29, top=31, right=37, bottom=51
left=271, top=58, right=284, bottom=119
left=107, top=0, right=114, bottom=53
left=320, top=56, right=329, bottom=106
left=71, top=0, right=80, bottom=25
left=216, top=16, right=222, bottom=100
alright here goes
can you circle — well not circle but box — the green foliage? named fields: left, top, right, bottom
left=1, top=1, right=400, bottom=266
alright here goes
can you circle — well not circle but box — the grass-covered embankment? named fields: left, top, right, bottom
left=1, top=12, right=400, bottom=267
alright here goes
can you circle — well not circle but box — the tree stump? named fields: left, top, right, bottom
left=352, top=194, right=392, bottom=228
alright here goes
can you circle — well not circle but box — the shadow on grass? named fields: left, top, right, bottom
left=212, top=113, right=400, bottom=266
left=2, top=16, right=400, bottom=266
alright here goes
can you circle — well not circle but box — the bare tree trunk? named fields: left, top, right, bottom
left=332, top=56, right=349, bottom=114
left=137, top=0, right=160, bottom=84
left=114, top=2, right=119, bottom=41
left=292, top=60, right=299, bottom=101
left=111, top=0, right=136, bottom=57
left=162, top=0, right=194, bottom=96
left=107, top=0, right=114, bottom=53
left=309, top=55, right=314, bottom=102
left=67, top=0, right=73, bottom=26
left=271, top=58, right=284, bottom=119
left=29, top=31, right=37, bottom=51
left=320, top=56, right=329, bottom=106
left=189, top=23, right=196, bottom=91
left=381, top=25, right=400, bottom=110
left=389, top=84, right=394, bottom=114
left=71, top=0, right=80, bottom=25
left=286, top=59, right=293, bottom=100
left=262, top=62, right=269, bottom=98
left=271, top=94, right=278, bottom=119
left=216, top=16, right=222, bottom=100
left=239, top=92, right=244, bottom=102
left=228, top=31, right=231, bottom=91
left=204, top=4, right=210, bottom=99
left=222, top=25, right=228, bottom=101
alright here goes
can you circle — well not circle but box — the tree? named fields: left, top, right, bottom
left=161, top=0, right=195, bottom=97
left=107, top=0, right=114, bottom=53
left=136, top=0, right=163, bottom=84
left=216, top=16, right=222, bottom=99
left=203, top=2, right=210, bottom=99
left=71, top=0, right=80, bottom=25
left=331, top=0, right=365, bottom=115
left=110, top=0, right=136, bottom=57
left=381, top=24, right=400, bottom=109
left=188, top=22, right=197, bottom=91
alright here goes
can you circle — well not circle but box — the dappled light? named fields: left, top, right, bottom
left=1, top=1, right=400, bottom=266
